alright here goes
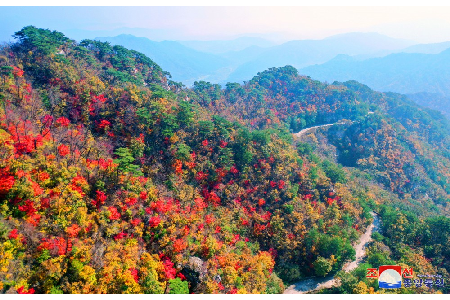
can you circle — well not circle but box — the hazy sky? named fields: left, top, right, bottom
left=2, top=6, right=450, bottom=44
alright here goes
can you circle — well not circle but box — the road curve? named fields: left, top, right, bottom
left=284, top=212, right=381, bottom=294
left=293, top=122, right=347, bottom=139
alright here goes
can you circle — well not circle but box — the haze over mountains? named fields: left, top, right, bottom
left=178, top=37, right=276, bottom=54
left=98, top=32, right=416, bottom=85
left=301, top=49, right=450, bottom=95
left=97, top=32, right=450, bottom=118
left=96, top=35, right=230, bottom=84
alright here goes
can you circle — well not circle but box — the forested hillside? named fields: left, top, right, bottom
left=190, top=68, right=450, bottom=209
left=0, top=26, right=449, bottom=294
left=407, top=92, right=450, bottom=119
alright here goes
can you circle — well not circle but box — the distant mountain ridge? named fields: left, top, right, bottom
left=300, top=48, right=450, bottom=100
left=95, top=32, right=421, bottom=87
left=96, top=34, right=231, bottom=86
left=178, top=36, right=276, bottom=54
left=223, top=32, right=416, bottom=84
left=400, top=41, right=450, bottom=54
left=95, top=32, right=450, bottom=118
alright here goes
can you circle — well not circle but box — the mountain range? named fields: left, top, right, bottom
left=94, top=32, right=450, bottom=119
left=1, top=25, right=450, bottom=295
left=301, top=48, right=450, bottom=95
left=96, top=32, right=418, bottom=86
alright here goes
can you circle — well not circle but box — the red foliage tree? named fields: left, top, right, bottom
left=58, top=144, right=70, bottom=157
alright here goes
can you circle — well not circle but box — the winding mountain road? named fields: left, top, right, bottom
left=284, top=212, right=381, bottom=294
left=293, top=122, right=347, bottom=139
left=293, top=112, right=374, bottom=139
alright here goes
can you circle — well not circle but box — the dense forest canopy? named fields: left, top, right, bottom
left=0, top=26, right=449, bottom=294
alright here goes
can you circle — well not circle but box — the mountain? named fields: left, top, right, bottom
left=323, top=32, right=414, bottom=53
left=340, top=40, right=450, bottom=61
left=204, top=66, right=450, bottom=206
left=400, top=41, right=450, bottom=54
left=407, top=92, right=450, bottom=119
left=217, top=45, right=271, bottom=65
left=178, top=36, right=276, bottom=54
left=62, top=27, right=184, bottom=42
left=96, top=34, right=230, bottom=86
left=223, top=32, right=416, bottom=84
left=93, top=33, right=417, bottom=87
left=301, top=48, right=450, bottom=98
left=1, top=26, right=449, bottom=295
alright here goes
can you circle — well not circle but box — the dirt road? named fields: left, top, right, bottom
left=293, top=122, right=347, bottom=139
left=284, top=212, right=381, bottom=294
